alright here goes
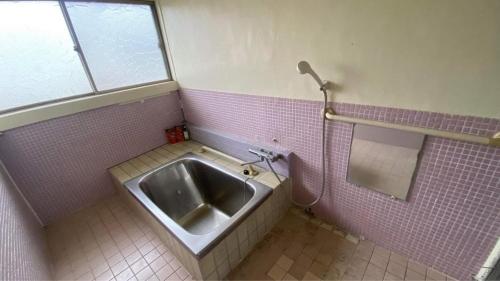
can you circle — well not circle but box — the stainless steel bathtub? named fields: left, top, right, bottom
left=124, top=153, right=272, bottom=258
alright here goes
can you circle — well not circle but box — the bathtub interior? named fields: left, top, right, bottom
left=139, top=158, right=255, bottom=235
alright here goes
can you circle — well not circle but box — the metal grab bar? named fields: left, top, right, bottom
left=324, top=108, right=500, bottom=147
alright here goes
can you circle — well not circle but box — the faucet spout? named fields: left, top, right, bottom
left=240, top=158, right=263, bottom=166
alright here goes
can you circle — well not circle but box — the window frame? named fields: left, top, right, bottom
left=0, top=0, right=177, bottom=131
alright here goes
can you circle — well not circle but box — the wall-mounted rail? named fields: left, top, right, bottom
left=325, top=109, right=500, bottom=147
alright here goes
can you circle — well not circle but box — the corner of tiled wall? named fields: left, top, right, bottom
left=0, top=162, right=52, bottom=280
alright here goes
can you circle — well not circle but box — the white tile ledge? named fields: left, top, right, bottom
left=108, top=140, right=287, bottom=190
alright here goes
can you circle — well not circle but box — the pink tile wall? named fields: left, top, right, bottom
left=0, top=93, right=184, bottom=225
left=180, top=89, right=500, bottom=280
left=0, top=164, right=52, bottom=280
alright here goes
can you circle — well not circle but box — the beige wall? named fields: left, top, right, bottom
left=159, top=0, right=500, bottom=118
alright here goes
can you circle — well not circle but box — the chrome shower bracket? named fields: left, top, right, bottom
left=320, top=80, right=331, bottom=91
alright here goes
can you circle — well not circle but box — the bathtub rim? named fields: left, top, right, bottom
left=123, top=152, right=273, bottom=259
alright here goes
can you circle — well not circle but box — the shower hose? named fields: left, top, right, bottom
left=266, top=88, right=328, bottom=210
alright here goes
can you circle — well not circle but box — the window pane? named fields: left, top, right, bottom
left=66, top=2, right=169, bottom=91
left=0, top=1, right=92, bottom=112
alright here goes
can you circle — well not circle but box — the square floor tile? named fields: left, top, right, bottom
left=267, top=264, right=286, bottom=280
left=276, top=255, right=294, bottom=271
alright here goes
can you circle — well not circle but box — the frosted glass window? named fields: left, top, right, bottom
left=0, top=1, right=92, bottom=112
left=0, top=1, right=170, bottom=113
left=66, top=2, right=169, bottom=91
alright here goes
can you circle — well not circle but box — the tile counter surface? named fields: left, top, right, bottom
left=108, top=141, right=284, bottom=189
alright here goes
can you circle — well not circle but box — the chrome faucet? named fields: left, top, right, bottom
left=240, top=148, right=279, bottom=166
left=240, top=148, right=280, bottom=177
left=241, top=148, right=282, bottom=184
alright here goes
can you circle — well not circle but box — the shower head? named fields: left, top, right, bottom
left=297, top=60, right=326, bottom=89
left=297, top=61, right=313, bottom=75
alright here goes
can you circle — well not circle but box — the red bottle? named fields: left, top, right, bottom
left=166, top=129, right=177, bottom=144
left=175, top=126, right=185, bottom=142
